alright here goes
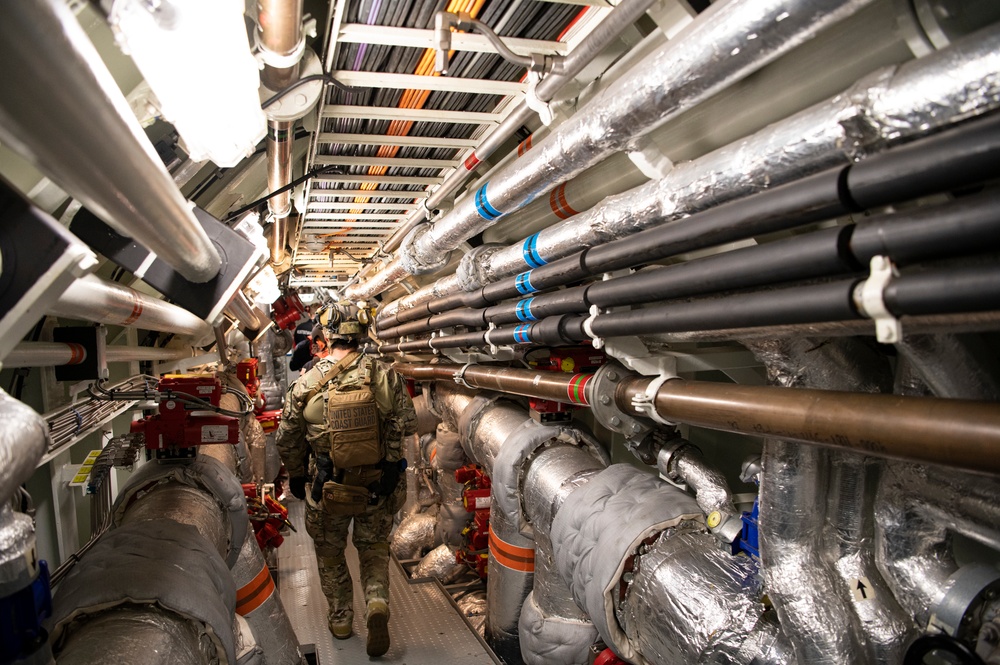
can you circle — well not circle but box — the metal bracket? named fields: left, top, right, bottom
left=454, top=362, right=474, bottom=389
left=856, top=255, right=902, bottom=343
left=630, top=362, right=678, bottom=427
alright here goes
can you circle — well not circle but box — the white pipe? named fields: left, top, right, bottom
left=50, top=275, right=214, bottom=342
left=348, top=0, right=876, bottom=301
left=5, top=342, right=192, bottom=368
left=0, top=0, right=221, bottom=283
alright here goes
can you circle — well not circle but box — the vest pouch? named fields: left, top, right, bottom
left=321, top=481, right=368, bottom=516
left=326, top=385, right=383, bottom=468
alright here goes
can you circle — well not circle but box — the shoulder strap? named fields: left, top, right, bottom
left=302, top=351, right=361, bottom=405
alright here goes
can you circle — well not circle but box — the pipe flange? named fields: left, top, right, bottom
left=589, top=361, right=651, bottom=442
left=456, top=243, right=504, bottom=292
left=399, top=225, right=449, bottom=276
left=258, top=48, right=324, bottom=122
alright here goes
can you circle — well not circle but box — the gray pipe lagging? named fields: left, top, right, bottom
left=231, top=529, right=303, bottom=665
left=348, top=0, right=875, bottom=300
left=826, top=455, right=915, bottom=663
left=56, top=606, right=208, bottom=665
left=0, top=1, right=221, bottom=283
left=520, top=445, right=605, bottom=665
left=894, top=333, right=1000, bottom=402
left=0, top=390, right=52, bottom=664
left=0, top=389, right=50, bottom=504
left=749, top=336, right=899, bottom=665
left=380, top=24, right=1000, bottom=319
left=383, top=0, right=661, bottom=253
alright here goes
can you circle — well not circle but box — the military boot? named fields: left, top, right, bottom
left=329, top=610, right=353, bottom=640
left=365, top=599, right=390, bottom=657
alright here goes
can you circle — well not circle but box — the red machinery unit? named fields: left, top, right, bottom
left=237, top=358, right=261, bottom=404
left=243, top=484, right=291, bottom=551
left=455, top=464, right=491, bottom=578
left=271, top=290, right=307, bottom=330
left=130, top=375, right=239, bottom=459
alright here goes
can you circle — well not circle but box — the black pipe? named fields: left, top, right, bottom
left=378, top=111, right=1000, bottom=324
left=377, top=189, right=1000, bottom=340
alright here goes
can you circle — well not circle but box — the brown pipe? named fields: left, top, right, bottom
left=257, top=0, right=303, bottom=91
left=395, top=363, right=592, bottom=405
left=267, top=119, right=294, bottom=225
left=258, top=0, right=302, bottom=250
left=393, top=363, right=1000, bottom=475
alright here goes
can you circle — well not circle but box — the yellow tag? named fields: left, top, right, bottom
left=707, top=511, right=722, bottom=528
left=560, top=357, right=575, bottom=372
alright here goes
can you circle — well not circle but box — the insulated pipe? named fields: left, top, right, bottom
left=226, top=292, right=265, bottom=330
left=0, top=389, right=51, bottom=503
left=56, top=607, right=207, bottom=665
left=377, top=29, right=1000, bottom=322
left=0, top=0, right=221, bottom=283
left=349, top=0, right=876, bottom=300
left=267, top=121, right=295, bottom=225
left=5, top=342, right=192, bottom=368
left=380, top=0, right=661, bottom=253
left=231, top=529, right=303, bottom=665
left=394, top=363, right=1000, bottom=475
left=747, top=337, right=892, bottom=664
left=378, top=187, right=1000, bottom=340
left=50, top=275, right=214, bottom=342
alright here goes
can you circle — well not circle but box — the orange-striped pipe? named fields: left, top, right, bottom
left=236, top=564, right=276, bottom=615
left=489, top=525, right=535, bottom=572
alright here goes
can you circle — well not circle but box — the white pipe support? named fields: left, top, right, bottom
left=50, top=275, right=214, bottom=343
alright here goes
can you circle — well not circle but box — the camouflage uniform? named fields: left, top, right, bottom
left=275, top=353, right=417, bottom=627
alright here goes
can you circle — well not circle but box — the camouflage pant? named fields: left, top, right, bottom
left=305, top=483, right=404, bottom=623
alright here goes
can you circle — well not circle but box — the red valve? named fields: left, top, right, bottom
left=594, top=648, right=629, bottom=665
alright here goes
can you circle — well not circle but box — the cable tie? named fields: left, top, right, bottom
left=71, top=408, right=83, bottom=435
left=857, top=255, right=902, bottom=343
left=631, top=373, right=677, bottom=427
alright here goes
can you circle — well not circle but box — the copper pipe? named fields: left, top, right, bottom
left=395, top=363, right=590, bottom=405
left=257, top=0, right=303, bottom=91
left=393, top=363, right=1000, bottom=475
left=618, top=377, right=1000, bottom=475
left=267, top=119, right=294, bottom=225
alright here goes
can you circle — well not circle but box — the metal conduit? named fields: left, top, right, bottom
left=0, top=0, right=222, bottom=284
left=394, top=363, right=1000, bottom=475
left=5, top=343, right=192, bottom=369
left=378, top=0, right=661, bottom=254
left=50, top=275, right=214, bottom=342
left=378, top=26, right=1000, bottom=322
left=349, top=0, right=876, bottom=300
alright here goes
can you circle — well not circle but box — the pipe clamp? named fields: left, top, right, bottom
left=631, top=372, right=677, bottom=427
left=524, top=72, right=556, bottom=126
left=453, top=362, right=475, bottom=389
left=583, top=304, right=604, bottom=350
left=856, top=255, right=901, bottom=343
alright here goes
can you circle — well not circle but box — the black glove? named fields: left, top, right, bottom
left=289, top=476, right=308, bottom=500
left=376, top=459, right=406, bottom=496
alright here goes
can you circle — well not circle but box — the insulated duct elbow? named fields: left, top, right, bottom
left=0, top=389, right=49, bottom=503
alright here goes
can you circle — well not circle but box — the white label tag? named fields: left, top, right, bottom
left=475, top=496, right=491, bottom=510
left=202, top=425, right=230, bottom=443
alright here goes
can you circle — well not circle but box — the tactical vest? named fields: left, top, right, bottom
left=302, top=353, right=384, bottom=470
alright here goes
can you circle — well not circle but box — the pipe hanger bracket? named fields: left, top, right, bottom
left=856, top=255, right=902, bottom=344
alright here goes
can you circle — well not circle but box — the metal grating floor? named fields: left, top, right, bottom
left=277, top=499, right=498, bottom=664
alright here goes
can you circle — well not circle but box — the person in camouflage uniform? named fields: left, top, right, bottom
left=276, top=318, right=416, bottom=657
